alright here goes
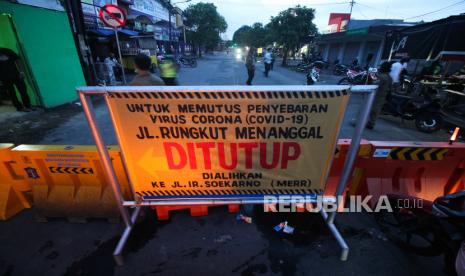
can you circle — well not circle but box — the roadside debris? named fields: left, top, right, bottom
left=236, top=213, right=252, bottom=224
left=274, top=221, right=295, bottom=234
left=214, top=234, right=232, bottom=243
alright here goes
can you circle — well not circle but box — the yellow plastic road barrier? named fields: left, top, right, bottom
left=0, top=183, right=26, bottom=220
left=11, top=145, right=132, bottom=222
left=0, top=143, right=31, bottom=220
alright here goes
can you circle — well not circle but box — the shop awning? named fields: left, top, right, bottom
left=87, top=28, right=114, bottom=36
left=382, top=15, right=465, bottom=61
left=118, top=29, right=139, bottom=36
left=86, top=28, right=139, bottom=37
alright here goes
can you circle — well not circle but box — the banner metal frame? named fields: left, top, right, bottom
left=78, top=85, right=377, bottom=266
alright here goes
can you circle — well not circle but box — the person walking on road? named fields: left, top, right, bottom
left=245, top=48, right=255, bottom=85
left=159, top=50, right=179, bottom=86
left=130, top=54, right=165, bottom=86
left=367, top=61, right=393, bottom=129
left=0, top=47, right=32, bottom=112
left=263, top=48, right=272, bottom=77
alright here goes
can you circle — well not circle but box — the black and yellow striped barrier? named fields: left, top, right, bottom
left=387, top=147, right=449, bottom=161
left=136, top=188, right=324, bottom=197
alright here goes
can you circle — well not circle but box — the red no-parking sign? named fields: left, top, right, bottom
left=99, top=4, right=126, bottom=28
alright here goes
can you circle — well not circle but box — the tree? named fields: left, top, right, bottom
left=183, top=2, right=227, bottom=57
left=248, top=23, right=267, bottom=48
left=232, top=25, right=252, bottom=46
left=267, top=5, right=317, bottom=66
left=232, top=23, right=268, bottom=48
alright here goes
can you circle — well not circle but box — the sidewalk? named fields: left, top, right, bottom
left=0, top=101, right=88, bottom=145
left=0, top=104, right=30, bottom=123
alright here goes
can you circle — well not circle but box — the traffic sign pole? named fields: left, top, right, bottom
left=114, top=28, right=127, bottom=85
left=99, top=4, right=127, bottom=85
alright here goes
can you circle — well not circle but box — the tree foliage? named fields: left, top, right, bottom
left=267, top=5, right=317, bottom=65
left=232, top=25, right=252, bottom=46
left=232, top=23, right=268, bottom=48
left=249, top=23, right=268, bottom=48
left=183, top=2, right=227, bottom=55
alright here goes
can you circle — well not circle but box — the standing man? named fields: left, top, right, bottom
left=367, top=62, right=393, bottom=129
left=130, top=54, right=165, bottom=86
left=0, top=48, right=32, bottom=112
left=245, top=48, right=255, bottom=85
left=263, top=48, right=272, bottom=77
left=105, top=52, right=122, bottom=81
left=389, top=57, right=409, bottom=93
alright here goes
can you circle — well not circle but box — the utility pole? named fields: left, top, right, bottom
left=348, top=0, right=355, bottom=25
left=168, top=0, right=191, bottom=54
left=168, top=0, right=172, bottom=49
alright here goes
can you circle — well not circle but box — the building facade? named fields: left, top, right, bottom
left=76, top=0, right=186, bottom=83
left=317, top=19, right=417, bottom=67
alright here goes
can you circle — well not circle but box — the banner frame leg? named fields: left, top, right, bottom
left=329, top=86, right=376, bottom=224
left=113, top=206, right=142, bottom=266
left=79, top=90, right=132, bottom=227
left=323, top=86, right=376, bottom=261
left=320, top=208, right=349, bottom=261
left=79, top=89, right=139, bottom=265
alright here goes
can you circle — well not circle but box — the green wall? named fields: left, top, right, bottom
left=0, top=2, right=86, bottom=108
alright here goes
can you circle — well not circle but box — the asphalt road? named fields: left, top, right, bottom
left=0, top=53, right=447, bottom=276
left=39, top=52, right=450, bottom=145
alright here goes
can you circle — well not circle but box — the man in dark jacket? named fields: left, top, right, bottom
left=245, top=48, right=255, bottom=85
left=0, top=48, right=32, bottom=112
left=367, top=61, right=393, bottom=129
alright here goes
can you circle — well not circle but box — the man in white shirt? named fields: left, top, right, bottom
left=389, top=58, right=409, bottom=93
left=263, top=48, right=272, bottom=77
left=104, top=52, right=120, bottom=84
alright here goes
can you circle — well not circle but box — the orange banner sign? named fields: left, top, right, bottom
left=106, top=87, right=349, bottom=199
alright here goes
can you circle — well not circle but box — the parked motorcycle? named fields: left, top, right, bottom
left=333, top=63, right=348, bottom=76
left=177, top=55, right=198, bottom=68
left=393, top=74, right=425, bottom=95
left=440, top=89, right=465, bottom=139
left=297, top=59, right=328, bottom=73
left=382, top=88, right=443, bottom=133
left=296, top=61, right=311, bottom=72
left=376, top=191, right=465, bottom=275
left=314, top=59, right=330, bottom=69
left=338, top=67, right=378, bottom=85
left=306, top=61, right=324, bottom=85
left=306, top=66, right=320, bottom=85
